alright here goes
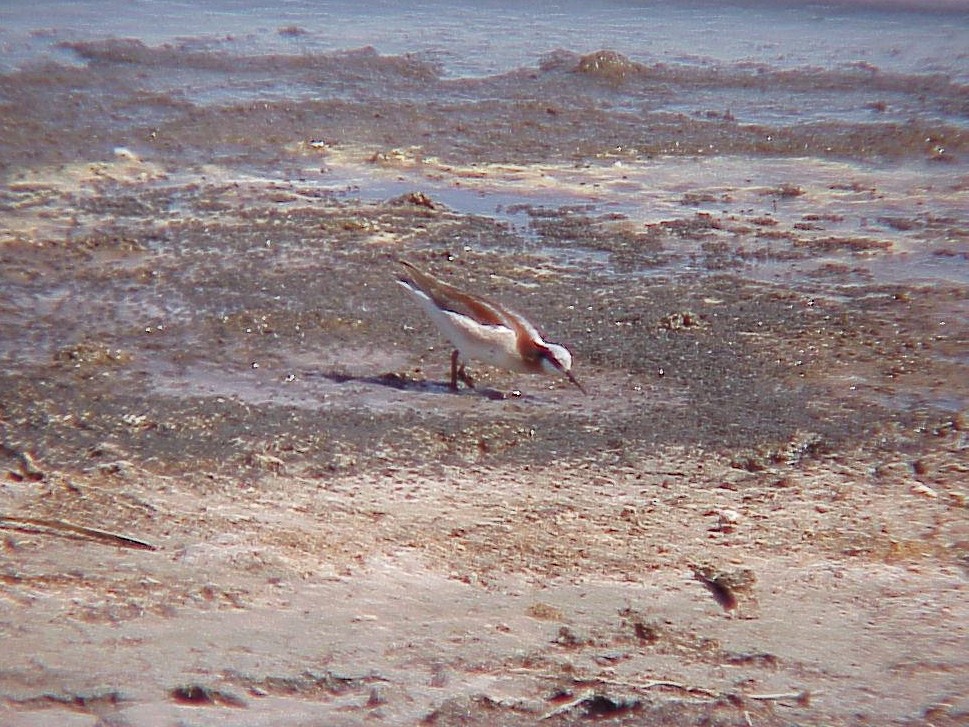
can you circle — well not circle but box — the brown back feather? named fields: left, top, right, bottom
left=398, top=260, right=514, bottom=328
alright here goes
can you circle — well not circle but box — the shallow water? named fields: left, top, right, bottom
left=4, top=1, right=969, bottom=118
left=5, top=1, right=969, bottom=78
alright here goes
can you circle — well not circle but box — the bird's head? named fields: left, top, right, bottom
left=540, top=343, right=587, bottom=394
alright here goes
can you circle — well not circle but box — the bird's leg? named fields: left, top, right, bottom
left=450, top=349, right=474, bottom=390
left=449, top=350, right=460, bottom=391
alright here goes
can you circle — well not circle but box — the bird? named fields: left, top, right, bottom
left=396, top=259, right=586, bottom=394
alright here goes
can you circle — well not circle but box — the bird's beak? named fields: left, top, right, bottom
left=566, top=370, right=587, bottom=395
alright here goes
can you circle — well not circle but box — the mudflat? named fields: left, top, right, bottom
left=1, top=30, right=968, bottom=726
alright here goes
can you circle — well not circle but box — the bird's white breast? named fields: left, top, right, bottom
left=400, top=282, right=538, bottom=373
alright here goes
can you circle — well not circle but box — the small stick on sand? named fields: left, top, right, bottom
left=748, top=690, right=811, bottom=706
left=0, top=514, right=158, bottom=551
left=509, top=670, right=721, bottom=699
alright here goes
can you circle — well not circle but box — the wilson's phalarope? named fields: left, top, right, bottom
left=396, top=260, right=586, bottom=394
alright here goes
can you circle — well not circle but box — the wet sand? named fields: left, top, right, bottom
left=2, top=31, right=969, bottom=727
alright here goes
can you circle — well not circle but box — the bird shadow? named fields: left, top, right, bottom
left=303, top=370, right=534, bottom=401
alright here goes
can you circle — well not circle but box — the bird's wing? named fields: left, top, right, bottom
left=398, top=260, right=554, bottom=367
left=398, top=260, right=510, bottom=327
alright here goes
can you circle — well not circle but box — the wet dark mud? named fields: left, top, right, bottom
left=2, top=40, right=969, bottom=727
left=2, top=43, right=967, bottom=176
left=2, top=174, right=960, bottom=472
